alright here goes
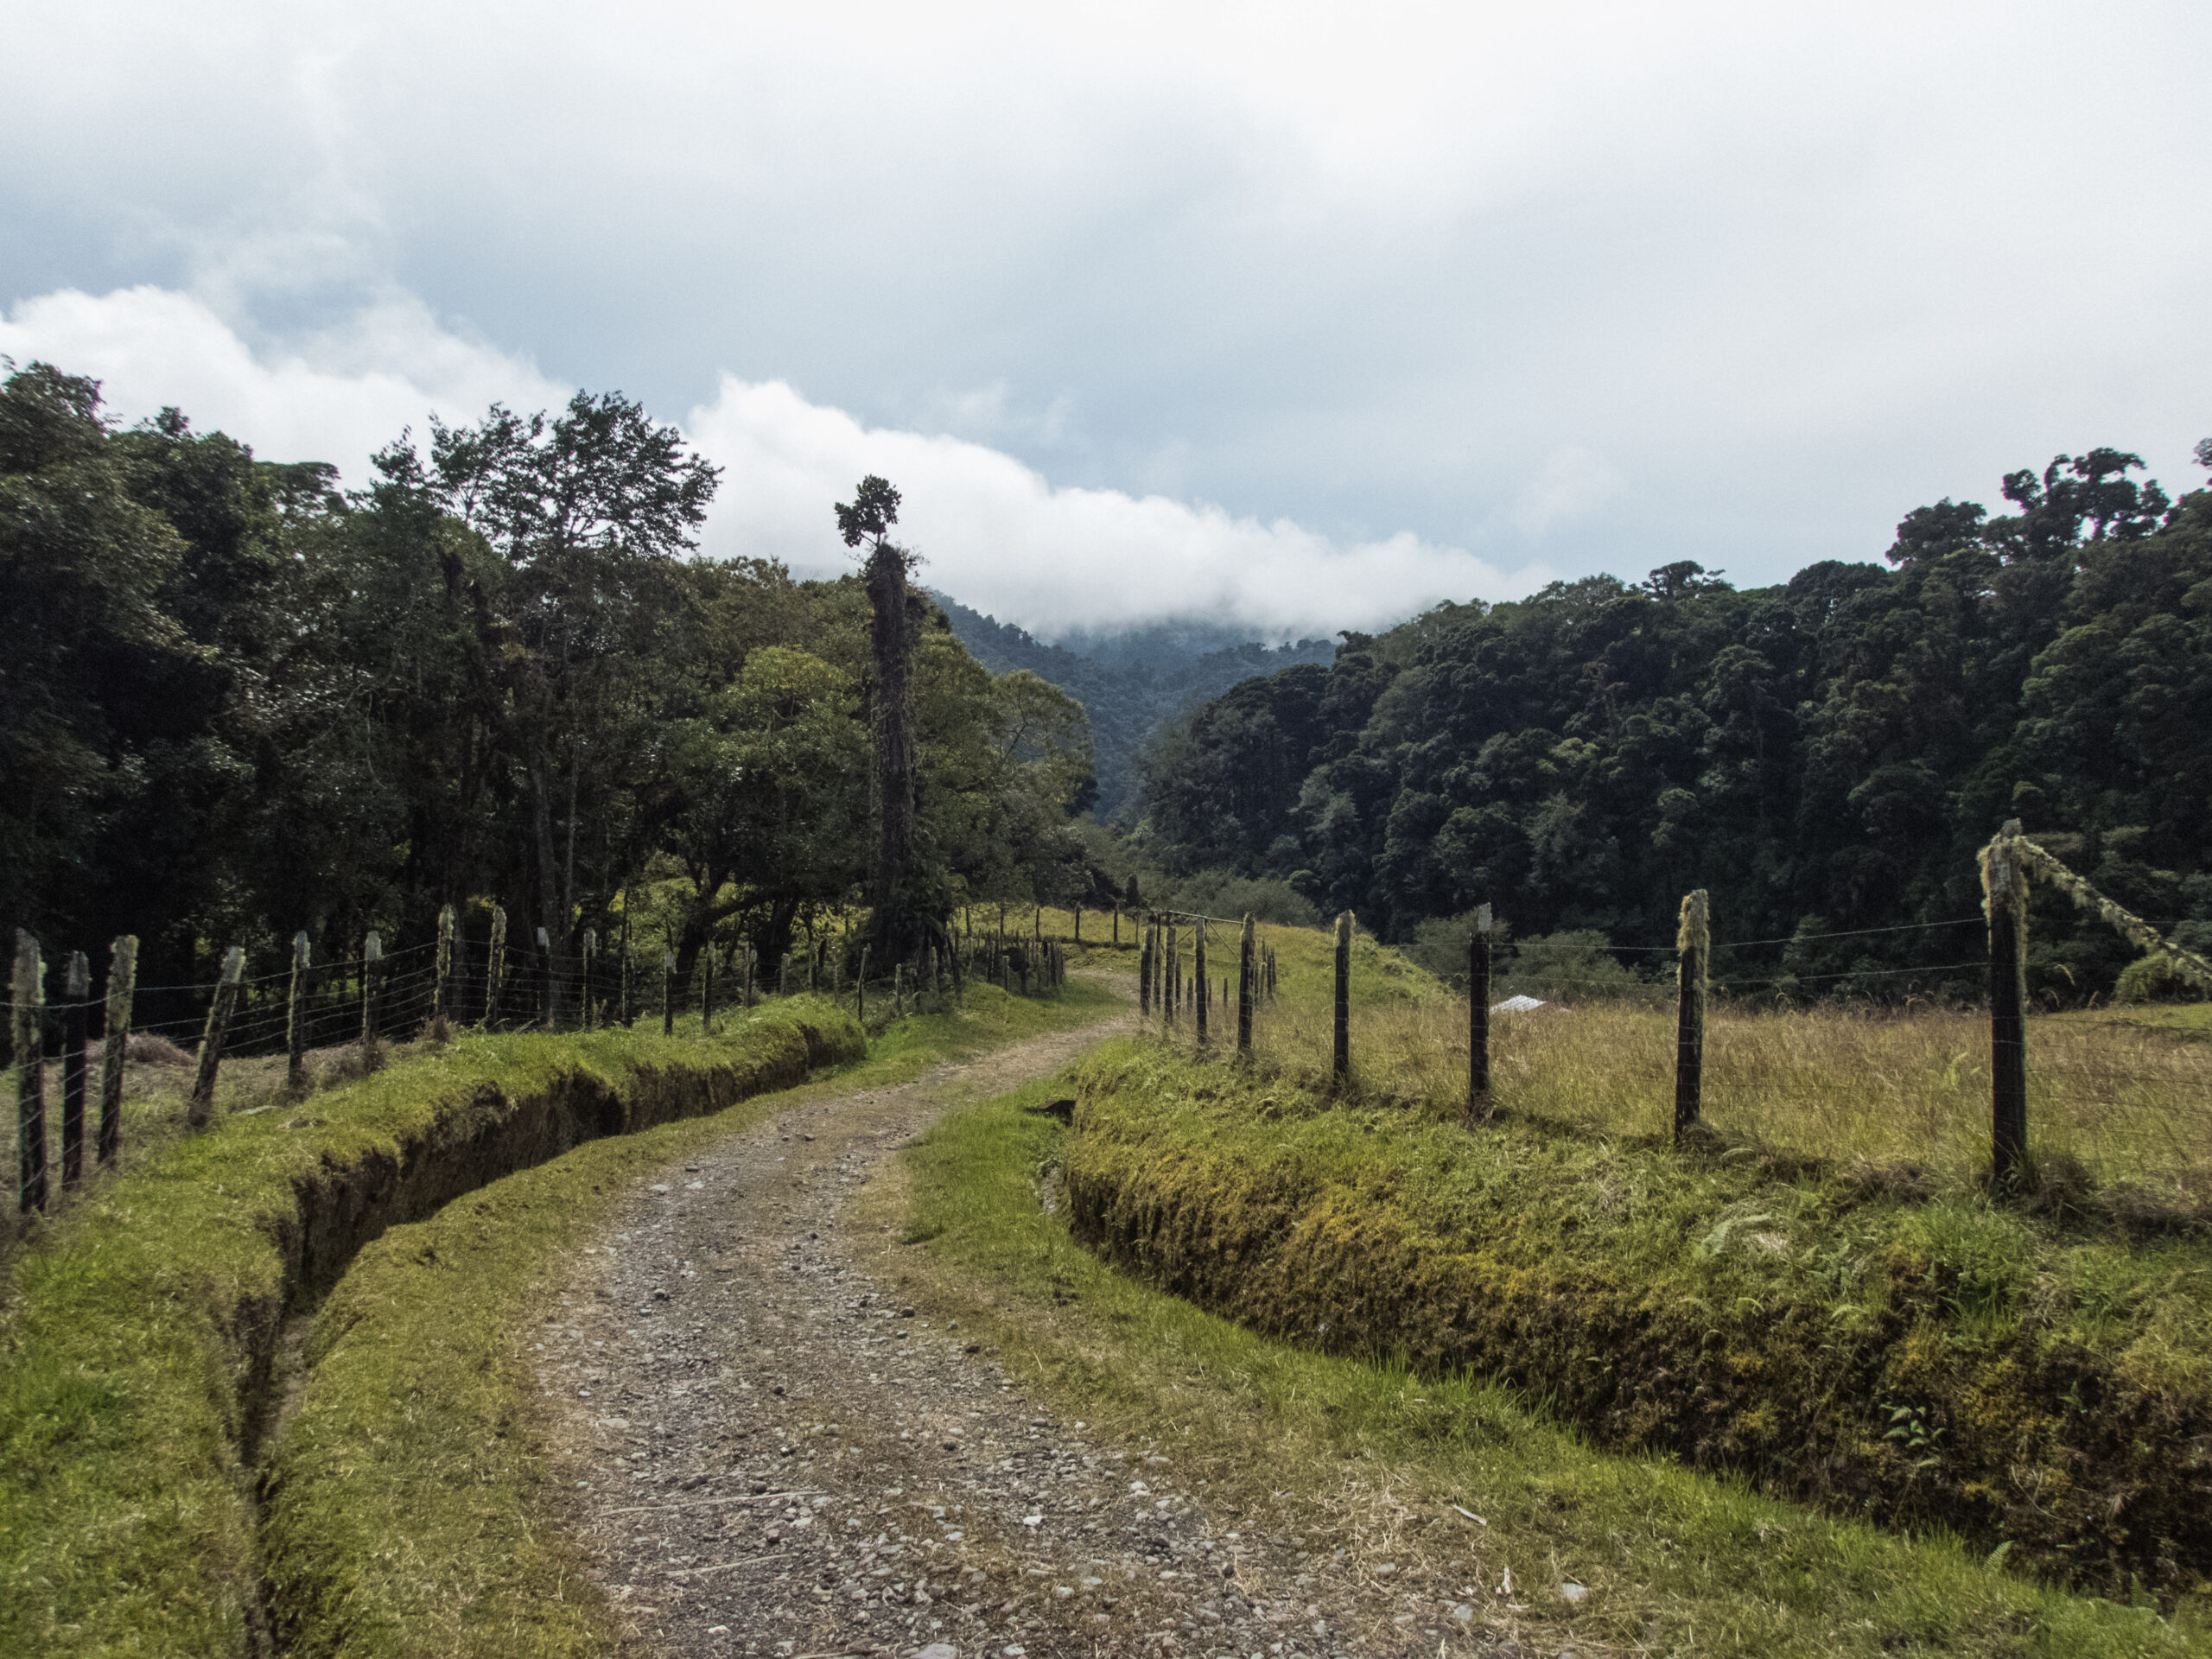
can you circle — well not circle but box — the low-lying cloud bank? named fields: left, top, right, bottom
left=2, top=286, right=1545, bottom=639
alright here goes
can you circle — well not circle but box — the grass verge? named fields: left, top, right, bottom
left=258, top=980, right=1118, bottom=1659
left=872, top=1068, right=2208, bottom=1659
left=0, top=998, right=865, bottom=1659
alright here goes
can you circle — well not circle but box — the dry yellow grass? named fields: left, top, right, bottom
left=1143, top=920, right=2212, bottom=1200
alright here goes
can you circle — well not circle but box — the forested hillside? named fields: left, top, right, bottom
left=0, top=362, right=1094, bottom=1009
left=1139, top=446, right=2212, bottom=1001
left=933, top=594, right=1332, bottom=818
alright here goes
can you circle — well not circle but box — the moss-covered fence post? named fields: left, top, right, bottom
left=1674, top=890, right=1709, bottom=1139
left=60, top=951, right=88, bottom=1190
left=98, top=934, right=135, bottom=1168
left=1194, top=918, right=1211, bottom=1044
left=1237, top=913, right=1255, bottom=1056
left=1333, top=911, right=1353, bottom=1088
left=660, top=950, right=676, bottom=1036
left=1469, top=903, right=1492, bottom=1115
left=13, top=931, right=44, bottom=1213
left=1985, top=823, right=2030, bottom=1189
left=486, top=906, right=508, bottom=1029
left=188, top=946, right=245, bottom=1128
left=435, top=904, right=455, bottom=1022
left=360, top=931, right=383, bottom=1051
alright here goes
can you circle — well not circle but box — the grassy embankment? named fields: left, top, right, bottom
left=0, top=996, right=872, bottom=1659
left=257, top=977, right=1118, bottom=1659
left=866, top=918, right=2212, bottom=1654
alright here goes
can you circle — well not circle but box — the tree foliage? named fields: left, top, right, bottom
left=1138, top=448, right=2212, bottom=1001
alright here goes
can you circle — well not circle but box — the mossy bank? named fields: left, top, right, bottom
left=1063, top=1039, right=2212, bottom=1598
left=0, top=1001, right=862, bottom=1659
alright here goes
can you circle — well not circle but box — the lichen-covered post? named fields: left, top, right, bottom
left=99, top=935, right=136, bottom=1167
left=435, top=904, right=456, bottom=1022
left=1470, top=903, right=1492, bottom=1116
left=60, top=952, right=88, bottom=1190
left=188, top=946, right=245, bottom=1128
left=1985, top=824, right=2029, bottom=1189
left=13, top=931, right=45, bottom=1213
left=360, top=931, right=383, bottom=1051
left=1238, top=914, right=1255, bottom=1056
left=661, top=949, right=676, bottom=1036
left=536, top=926, right=554, bottom=1028
left=486, top=906, right=508, bottom=1029
left=1332, top=912, right=1352, bottom=1089
left=1674, top=890, right=1709, bottom=1140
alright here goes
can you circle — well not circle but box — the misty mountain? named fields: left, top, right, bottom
left=930, top=593, right=1336, bottom=819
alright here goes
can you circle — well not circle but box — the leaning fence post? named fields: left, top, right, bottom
left=661, top=950, right=676, bottom=1036
left=360, top=931, right=383, bottom=1052
left=1674, top=890, right=1709, bottom=1140
left=486, top=906, right=508, bottom=1029
left=1986, top=825, right=2029, bottom=1189
left=1237, top=914, right=1255, bottom=1056
left=1470, top=904, right=1492, bottom=1115
left=1332, top=912, right=1352, bottom=1089
left=14, top=931, right=45, bottom=1213
left=61, top=952, right=88, bottom=1191
left=286, top=931, right=311, bottom=1089
left=99, top=935, right=135, bottom=1168
left=188, top=946, right=245, bottom=1128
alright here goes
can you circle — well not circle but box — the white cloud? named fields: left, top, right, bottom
left=1510, top=446, right=1624, bottom=539
left=1, top=285, right=1541, bottom=637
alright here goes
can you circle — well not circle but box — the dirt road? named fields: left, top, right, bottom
left=536, top=1012, right=1501, bottom=1659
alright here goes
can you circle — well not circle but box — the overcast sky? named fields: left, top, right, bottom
left=3, top=2, right=2207, bottom=637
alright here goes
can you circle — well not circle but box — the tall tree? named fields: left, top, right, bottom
left=838, top=475, right=938, bottom=959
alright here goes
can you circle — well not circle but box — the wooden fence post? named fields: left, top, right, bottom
left=1332, top=912, right=1352, bottom=1089
left=1237, top=914, right=1255, bottom=1056
left=661, top=950, right=676, bottom=1036
left=1139, top=920, right=1153, bottom=1015
left=620, top=938, right=633, bottom=1027
left=1114, top=906, right=1121, bottom=948
left=857, top=945, right=869, bottom=1024
left=894, top=961, right=904, bottom=1018
left=99, top=935, right=135, bottom=1168
left=286, top=932, right=311, bottom=1089
left=581, top=929, right=597, bottom=1032
left=1074, top=905, right=1082, bottom=944
left=536, top=926, right=553, bottom=1028
left=487, top=906, right=508, bottom=1028
left=61, top=952, right=88, bottom=1190
left=1470, top=905, right=1494, bottom=1118
left=360, top=931, right=383, bottom=1052
left=188, top=947, right=245, bottom=1128
left=1674, top=890, right=1709, bottom=1140
left=1986, top=826, right=2029, bottom=1189
left=702, top=950, right=715, bottom=1035
left=1195, top=918, right=1210, bottom=1043
left=1165, top=922, right=1178, bottom=1027
left=435, top=905, right=455, bottom=1022
left=14, top=931, right=44, bottom=1213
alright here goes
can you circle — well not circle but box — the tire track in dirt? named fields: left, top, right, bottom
left=537, top=1007, right=1504, bottom=1659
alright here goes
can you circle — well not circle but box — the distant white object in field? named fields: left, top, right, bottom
left=1491, top=995, right=1548, bottom=1014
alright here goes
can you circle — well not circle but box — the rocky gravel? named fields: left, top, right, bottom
left=537, top=1019, right=1510, bottom=1659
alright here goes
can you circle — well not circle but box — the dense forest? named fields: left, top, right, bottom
left=1137, top=446, right=2212, bottom=1001
left=0, top=361, right=1097, bottom=1019
left=932, top=595, right=1332, bottom=818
